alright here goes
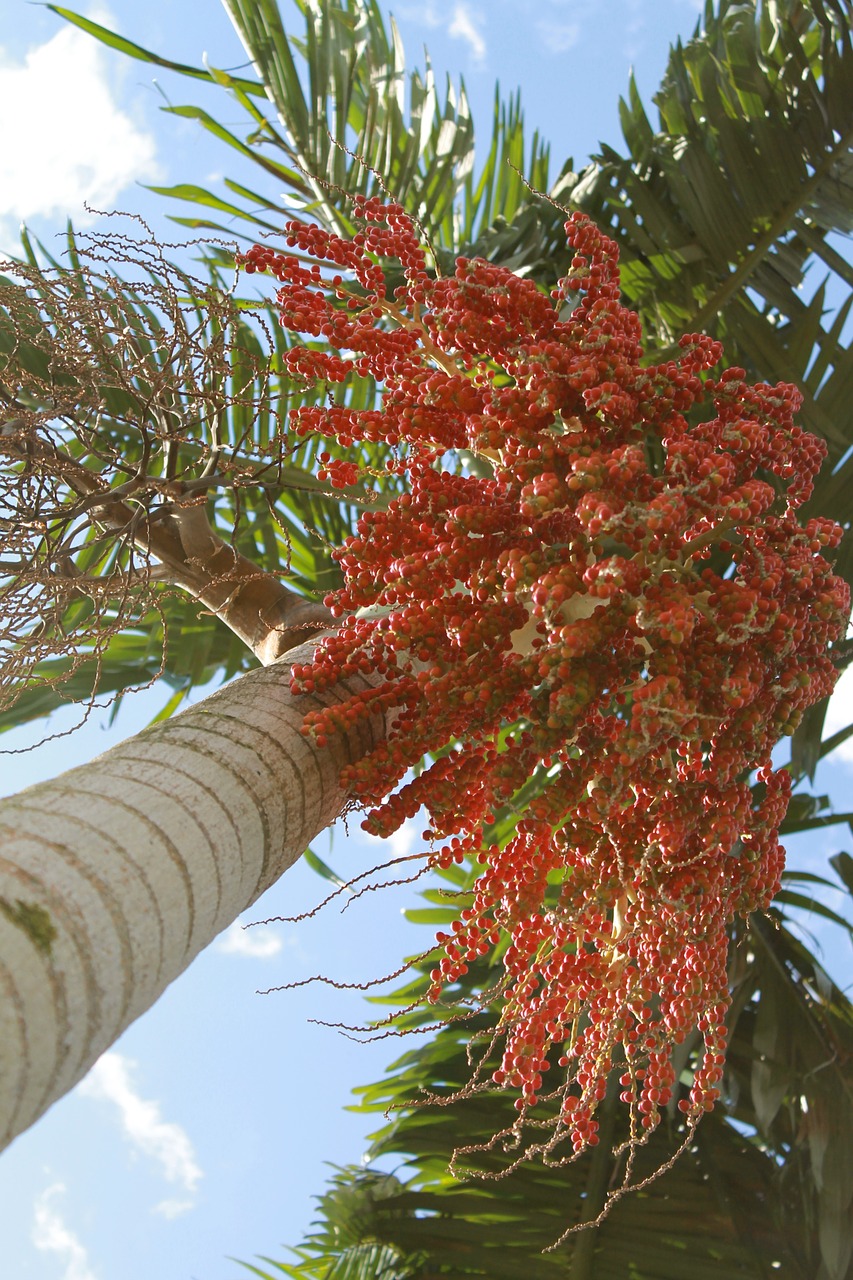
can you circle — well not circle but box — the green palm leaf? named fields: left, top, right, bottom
left=263, top=834, right=853, bottom=1279
left=26, top=5, right=853, bottom=1270
left=1, top=222, right=396, bottom=727
left=546, top=0, right=853, bottom=782
left=50, top=0, right=547, bottom=251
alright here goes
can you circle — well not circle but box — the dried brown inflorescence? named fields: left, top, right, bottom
left=0, top=225, right=332, bottom=732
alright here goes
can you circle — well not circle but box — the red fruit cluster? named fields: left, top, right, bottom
left=242, top=201, right=849, bottom=1156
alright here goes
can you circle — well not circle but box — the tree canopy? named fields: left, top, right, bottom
left=2, top=1, right=853, bottom=1277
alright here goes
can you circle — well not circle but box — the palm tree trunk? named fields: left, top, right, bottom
left=0, top=644, right=384, bottom=1152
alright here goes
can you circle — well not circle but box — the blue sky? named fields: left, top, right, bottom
left=0, top=1, right=851, bottom=1278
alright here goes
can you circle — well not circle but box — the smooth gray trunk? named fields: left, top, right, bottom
left=0, top=646, right=383, bottom=1151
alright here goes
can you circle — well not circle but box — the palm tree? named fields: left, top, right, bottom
left=0, top=232, right=399, bottom=1146
left=0, top=19, right=849, bottom=1280
left=2, top=0, right=553, bottom=1150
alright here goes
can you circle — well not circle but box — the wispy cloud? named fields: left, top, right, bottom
left=0, top=17, right=158, bottom=249
left=401, top=0, right=441, bottom=28
left=364, top=815, right=421, bottom=861
left=534, top=19, right=581, bottom=52
left=388, top=817, right=421, bottom=859
left=217, top=919, right=284, bottom=958
left=154, top=1197, right=197, bottom=1220
left=448, top=4, right=487, bottom=63
left=394, top=1, right=486, bottom=63
left=78, top=1053, right=202, bottom=1211
left=33, top=1184, right=98, bottom=1280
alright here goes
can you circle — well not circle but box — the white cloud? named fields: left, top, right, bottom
left=33, top=1184, right=98, bottom=1280
left=393, top=1, right=486, bottom=62
left=364, top=815, right=421, bottom=860
left=823, top=663, right=853, bottom=767
left=400, top=0, right=440, bottom=27
left=0, top=17, right=159, bottom=247
left=78, top=1053, right=202, bottom=1200
left=153, top=1197, right=196, bottom=1220
left=388, top=817, right=421, bottom=858
left=448, top=5, right=487, bottom=63
left=534, top=19, right=581, bottom=52
left=217, top=919, right=284, bottom=958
